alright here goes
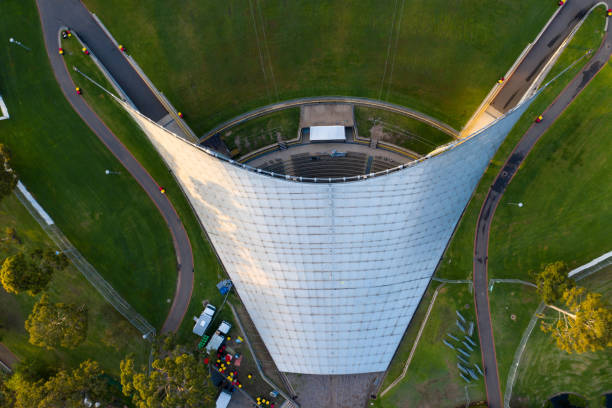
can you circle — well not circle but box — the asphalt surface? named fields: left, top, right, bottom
left=36, top=0, right=194, bottom=334
left=38, top=0, right=167, bottom=122
left=491, top=1, right=600, bottom=113
left=473, top=18, right=611, bottom=408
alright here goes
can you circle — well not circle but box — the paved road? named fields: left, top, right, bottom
left=199, top=96, right=460, bottom=144
left=37, top=0, right=167, bottom=121
left=36, top=0, right=194, bottom=334
left=491, top=1, right=600, bottom=113
left=473, top=19, right=611, bottom=408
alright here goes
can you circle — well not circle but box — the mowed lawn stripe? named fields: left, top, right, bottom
left=82, top=0, right=556, bottom=134
left=0, top=0, right=175, bottom=328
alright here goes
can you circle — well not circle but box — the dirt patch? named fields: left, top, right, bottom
left=300, top=104, right=354, bottom=128
left=285, top=372, right=381, bottom=408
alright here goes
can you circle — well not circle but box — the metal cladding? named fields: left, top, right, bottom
left=121, top=98, right=531, bottom=375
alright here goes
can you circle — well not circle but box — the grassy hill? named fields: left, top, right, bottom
left=82, top=0, right=556, bottom=134
left=0, top=0, right=176, bottom=328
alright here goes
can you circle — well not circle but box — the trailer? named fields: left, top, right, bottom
left=207, top=321, right=232, bottom=352
left=193, top=304, right=216, bottom=336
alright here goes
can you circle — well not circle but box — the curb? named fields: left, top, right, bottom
left=90, top=13, right=198, bottom=143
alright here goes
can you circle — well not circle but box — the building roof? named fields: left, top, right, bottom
left=120, top=97, right=532, bottom=374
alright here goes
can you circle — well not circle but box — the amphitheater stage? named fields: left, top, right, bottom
left=245, top=141, right=414, bottom=178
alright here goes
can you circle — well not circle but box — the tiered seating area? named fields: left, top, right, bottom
left=371, top=156, right=403, bottom=173
left=258, top=152, right=400, bottom=179
left=288, top=153, right=367, bottom=178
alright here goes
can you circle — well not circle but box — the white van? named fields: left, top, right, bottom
left=216, top=389, right=232, bottom=408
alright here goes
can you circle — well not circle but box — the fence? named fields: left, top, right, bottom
left=14, top=182, right=155, bottom=337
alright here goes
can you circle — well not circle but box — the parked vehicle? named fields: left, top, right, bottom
left=207, top=320, right=232, bottom=352
left=216, top=389, right=232, bottom=408
left=193, top=304, right=216, bottom=336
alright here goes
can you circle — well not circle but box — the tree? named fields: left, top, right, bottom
left=6, top=360, right=114, bottom=408
left=25, top=294, right=88, bottom=349
left=0, top=249, right=68, bottom=295
left=121, top=351, right=215, bottom=408
left=0, top=372, right=15, bottom=408
left=0, top=144, right=17, bottom=201
left=31, top=248, right=69, bottom=272
left=1, top=253, right=51, bottom=295
left=12, top=357, right=57, bottom=383
left=535, top=261, right=575, bottom=304
left=542, top=286, right=612, bottom=353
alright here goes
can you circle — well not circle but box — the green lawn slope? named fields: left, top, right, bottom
left=0, top=0, right=176, bottom=328
left=436, top=7, right=608, bottom=281
left=82, top=0, right=555, bottom=134
left=511, top=268, right=612, bottom=407
left=0, top=195, right=148, bottom=376
left=59, top=27, right=233, bottom=342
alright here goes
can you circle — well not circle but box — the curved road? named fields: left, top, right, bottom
left=36, top=0, right=194, bottom=334
left=198, top=96, right=460, bottom=144
left=473, top=15, right=611, bottom=408
left=491, top=0, right=601, bottom=114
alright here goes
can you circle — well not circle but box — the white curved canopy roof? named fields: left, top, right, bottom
left=121, top=99, right=531, bottom=374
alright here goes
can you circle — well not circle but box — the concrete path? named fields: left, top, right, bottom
left=0, top=343, right=18, bottom=371
left=490, top=1, right=601, bottom=114
left=36, top=0, right=194, bottom=334
left=199, top=96, right=460, bottom=144
left=473, top=19, right=611, bottom=408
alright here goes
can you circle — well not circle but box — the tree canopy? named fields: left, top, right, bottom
left=535, top=261, right=575, bottom=304
left=5, top=360, right=113, bottom=408
left=0, top=144, right=17, bottom=201
left=0, top=249, right=68, bottom=295
left=542, top=286, right=612, bottom=354
left=25, top=294, right=88, bottom=349
left=0, top=372, right=14, bottom=408
left=121, top=351, right=215, bottom=408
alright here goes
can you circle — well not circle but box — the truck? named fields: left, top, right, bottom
left=206, top=320, right=232, bottom=352
left=192, top=304, right=216, bottom=336
left=215, top=389, right=232, bottom=408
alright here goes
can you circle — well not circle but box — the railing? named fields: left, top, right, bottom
left=14, top=182, right=155, bottom=337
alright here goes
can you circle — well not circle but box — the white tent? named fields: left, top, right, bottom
left=309, top=125, right=345, bottom=141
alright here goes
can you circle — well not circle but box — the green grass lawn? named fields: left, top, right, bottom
left=435, top=7, right=608, bottom=281
left=0, top=0, right=177, bottom=328
left=82, top=0, right=555, bottom=134
left=220, top=108, right=299, bottom=156
left=489, top=283, right=541, bottom=397
left=0, top=194, right=148, bottom=376
left=486, top=23, right=611, bottom=281
left=427, top=8, right=610, bottom=406
left=354, top=106, right=454, bottom=155
left=375, top=284, right=485, bottom=408
left=59, top=29, right=234, bottom=343
left=510, top=268, right=612, bottom=407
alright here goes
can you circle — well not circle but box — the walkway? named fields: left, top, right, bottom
left=199, top=96, right=460, bottom=144
left=0, top=343, right=18, bottom=372
left=36, top=0, right=194, bottom=334
left=462, top=1, right=601, bottom=136
left=473, top=16, right=611, bottom=408
left=490, top=1, right=601, bottom=114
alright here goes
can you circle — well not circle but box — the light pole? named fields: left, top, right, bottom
left=9, top=37, right=31, bottom=51
left=105, top=169, right=120, bottom=175
left=507, top=202, right=523, bottom=207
